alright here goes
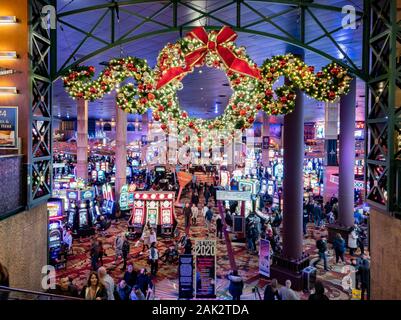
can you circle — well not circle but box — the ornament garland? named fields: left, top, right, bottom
left=62, top=56, right=154, bottom=114
left=259, top=54, right=352, bottom=115
left=62, top=26, right=353, bottom=142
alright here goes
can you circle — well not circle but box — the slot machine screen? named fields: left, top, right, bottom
left=161, top=200, right=172, bottom=225
left=128, top=193, right=134, bottom=207
left=147, top=209, right=158, bottom=226
left=79, top=211, right=88, bottom=226
left=134, top=209, right=144, bottom=225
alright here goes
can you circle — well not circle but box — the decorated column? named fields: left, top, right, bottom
left=338, top=78, right=357, bottom=227
left=115, top=103, right=127, bottom=201
left=270, top=49, right=310, bottom=291
left=261, top=112, right=270, bottom=166
left=76, top=99, right=88, bottom=180
left=281, top=88, right=304, bottom=260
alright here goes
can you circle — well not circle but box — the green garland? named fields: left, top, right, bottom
left=62, top=27, right=353, bottom=147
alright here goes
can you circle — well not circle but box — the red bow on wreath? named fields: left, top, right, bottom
left=156, top=26, right=261, bottom=89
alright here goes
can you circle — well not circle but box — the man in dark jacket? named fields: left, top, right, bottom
left=303, top=206, right=309, bottom=236
left=90, top=239, right=100, bottom=271
left=313, top=235, right=329, bottom=271
left=121, top=236, right=130, bottom=271
left=216, top=216, right=224, bottom=239
left=183, top=202, right=192, bottom=228
left=191, top=192, right=199, bottom=207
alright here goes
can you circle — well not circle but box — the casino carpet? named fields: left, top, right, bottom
left=57, top=191, right=365, bottom=300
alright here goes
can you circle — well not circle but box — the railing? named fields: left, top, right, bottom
left=0, top=286, right=83, bottom=300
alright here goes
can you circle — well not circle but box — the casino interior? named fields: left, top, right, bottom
left=0, top=0, right=400, bottom=301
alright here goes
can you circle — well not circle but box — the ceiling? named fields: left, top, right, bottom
left=53, top=0, right=365, bottom=123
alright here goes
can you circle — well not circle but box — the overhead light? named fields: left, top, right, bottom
left=0, top=16, right=17, bottom=24
left=0, top=51, right=17, bottom=59
left=0, top=86, right=17, bottom=95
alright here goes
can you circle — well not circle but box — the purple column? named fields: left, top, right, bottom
left=282, top=88, right=304, bottom=260
left=76, top=99, right=88, bottom=180
left=338, top=78, right=357, bottom=227
left=115, top=104, right=127, bottom=200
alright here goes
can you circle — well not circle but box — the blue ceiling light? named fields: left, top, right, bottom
left=214, top=103, right=219, bottom=114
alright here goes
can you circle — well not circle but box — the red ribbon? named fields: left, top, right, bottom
left=156, top=26, right=261, bottom=89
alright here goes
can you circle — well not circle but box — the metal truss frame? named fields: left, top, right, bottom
left=54, top=0, right=365, bottom=79
left=365, top=0, right=401, bottom=217
left=28, top=0, right=55, bottom=207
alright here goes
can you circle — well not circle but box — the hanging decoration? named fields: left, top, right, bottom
left=62, top=26, right=353, bottom=145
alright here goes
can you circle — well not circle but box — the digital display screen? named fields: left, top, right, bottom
left=79, top=210, right=88, bottom=226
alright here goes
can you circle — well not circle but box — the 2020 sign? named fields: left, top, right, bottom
left=194, top=240, right=216, bottom=256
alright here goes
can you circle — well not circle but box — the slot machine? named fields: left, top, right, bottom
left=128, top=198, right=145, bottom=234
left=77, top=202, right=95, bottom=236
left=106, top=184, right=116, bottom=216
left=119, top=184, right=129, bottom=212
left=92, top=170, right=98, bottom=182
left=267, top=180, right=274, bottom=196
left=66, top=202, right=77, bottom=231
left=159, top=193, right=175, bottom=237
left=128, top=183, right=136, bottom=208
left=47, top=198, right=66, bottom=269
left=146, top=199, right=159, bottom=229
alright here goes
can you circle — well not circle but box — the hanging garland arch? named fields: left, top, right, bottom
left=62, top=26, right=353, bottom=142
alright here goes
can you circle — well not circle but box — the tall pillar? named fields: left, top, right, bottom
left=281, top=89, right=305, bottom=260
left=324, top=102, right=339, bottom=203
left=338, top=78, right=357, bottom=227
left=115, top=105, right=127, bottom=200
left=76, top=99, right=88, bottom=180
left=261, top=112, right=270, bottom=166
left=270, top=49, right=309, bottom=290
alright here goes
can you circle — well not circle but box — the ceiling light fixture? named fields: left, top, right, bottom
left=0, top=51, right=17, bottom=59
left=0, top=86, right=17, bottom=94
left=0, top=16, right=17, bottom=24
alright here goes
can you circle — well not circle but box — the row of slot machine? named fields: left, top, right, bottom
left=127, top=191, right=176, bottom=238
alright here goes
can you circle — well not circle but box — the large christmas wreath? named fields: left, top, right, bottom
left=62, top=26, right=352, bottom=141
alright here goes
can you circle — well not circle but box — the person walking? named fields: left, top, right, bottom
left=308, top=281, right=329, bottom=300
left=348, top=226, right=358, bottom=256
left=205, top=206, right=213, bottom=236
left=359, top=254, right=370, bottom=300
left=121, top=235, right=130, bottom=271
left=216, top=215, right=223, bottom=239
left=80, top=272, right=107, bottom=300
left=114, top=234, right=124, bottom=265
left=313, top=202, right=322, bottom=227
left=137, top=268, right=153, bottom=296
left=227, top=270, right=244, bottom=300
left=191, top=192, right=199, bottom=207
left=263, top=278, right=281, bottom=300
left=140, top=224, right=151, bottom=255
left=333, top=233, right=346, bottom=264
left=149, top=242, right=159, bottom=276
left=302, top=206, right=309, bottom=236
left=98, top=266, right=115, bottom=300
left=183, top=202, right=192, bottom=229
left=313, top=235, right=329, bottom=271
left=90, top=238, right=100, bottom=271
left=204, top=185, right=211, bottom=206
left=191, top=203, right=199, bottom=226
left=98, top=240, right=106, bottom=266
left=184, top=238, right=193, bottom=254
left=278, top=280, right=299, bottom=300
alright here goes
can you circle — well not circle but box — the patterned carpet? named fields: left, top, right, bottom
left=57, top=192, right=365, bottom=300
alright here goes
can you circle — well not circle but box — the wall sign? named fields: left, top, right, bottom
left=0, top=67, right=19, bottom=76
left=195, top=240, right=216, bottom=298
left=0, top=106, right=18, bottom=148
left=178, top=254, right=194, bottom=299
left=259, top=239, right=270, bottom=277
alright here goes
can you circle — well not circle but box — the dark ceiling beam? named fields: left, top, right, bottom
left=58, top=1, right=363, bottom=17
left=55, top=25, right=365, bottom=81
